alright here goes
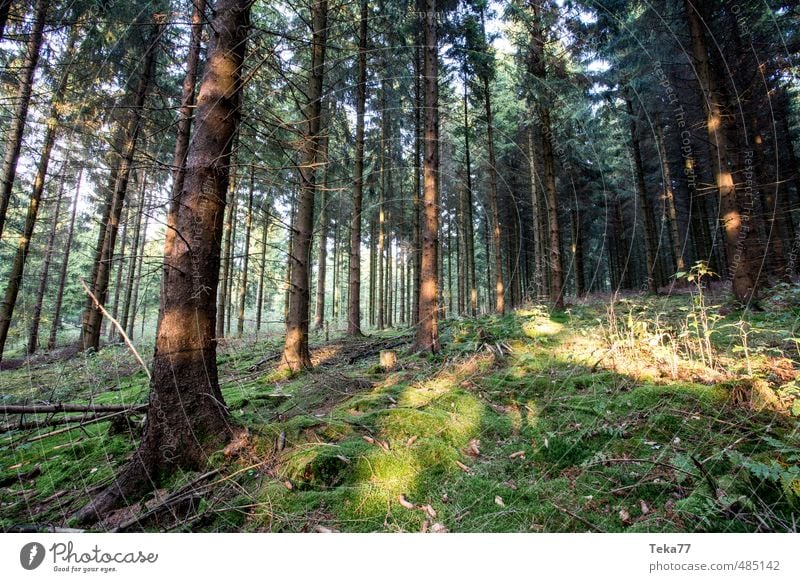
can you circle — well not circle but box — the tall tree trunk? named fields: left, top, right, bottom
left=127, top=197, right=150, bottom=339
left=314, top=126, right=330, bottom=330
left=48, top=168, right=81, bottom=350
left=528, top=124, right=544, bottom=299
left=347, top=0, right=368, bottom=336
left=81, top=19, right=162, bottom=352
left=75, top=0, right=251, bottom=525
left=571, top=206, right=585, bottom=297
left=27, top=165, right=67, bottom=355
left=219, top=170, right=238, bottom=338
left=282, top=0, right=328, bottom=372
left=108, top=201, right=131, bottom=340
left=237, top=166, right=254, bottom=337
left=0, top=0, right=49, bottom=240
left=163, top=0, right=206, bottom=312
left=412, top=37, right=422, bottom=327
left=414, top=0, right=440, bottom=353
left=684, top=0, right=760, bottom=303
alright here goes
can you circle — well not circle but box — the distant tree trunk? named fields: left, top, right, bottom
left=124, top=180, right=149, bottom=339
left=28, top=166, right=67, bottom=355
left=571, top=207, right=585, bottom=297
left=625, top=93, right=659, bottom=293
left=369, top=212, right=376, bottom=326
left=75, top=0, right=251, bottom=525
left=256, top=202, right=271, bottom=334
left=81, top=19, right=162, bottom=352
left=0, top=23, right=75, bottom=362
left=282, top=0, right=327, bottom=372
left=226, top=198, right=238, bottom=336
left=655, top=122, right=685, bottom=275
left=414, top=0, right=440, bottom=353
left=218, top=170, right=237, bottom=338
left=0, top=0, right=49, bottom=240
left=527, top=125, right=544, bottom=299
left=119, top=173, right=147, bottom=338
left=347, top=0, right=368, bottom=336
left=684, top=0, right=760, bottom=303
left=314, top=129, right=330, bottom=331
left=237, top=166, right=254, bottom=337
left=108, top=200, right=131, bottom=340
left=48, top=168, right=81, bottom=350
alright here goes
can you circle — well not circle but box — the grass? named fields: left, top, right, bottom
left=1, top=290, right=799, bottom=532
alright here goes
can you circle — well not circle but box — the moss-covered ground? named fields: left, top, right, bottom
left=1, top=290, right=798, bottom=532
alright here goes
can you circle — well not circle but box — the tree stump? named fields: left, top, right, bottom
left=379, top=350, right=397, bottom=371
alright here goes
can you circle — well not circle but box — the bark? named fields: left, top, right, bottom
left=0, top=24, right=75, bottom=362
left=527, top=125, right=544, bottom=299
left=414, top=0, right=440, bottom=353
left=347, top=0, right=368, bottom=336
left=412, top=36, right=422, bottom=327
left=314, top=128, right=329, bottom=330
left=126, top=196, right=150, bottom=339
left=81, top=20, right=162, bottom=351
left=571, top=207, right=585, bottom=297
left=255, top=203, right=271, bottom=334
left=0, top=0, right=49, bottom=240
left=656, top=122, right=685, bottom=275
left=684, top=0, right=760, bottom=303
left=0, top=0, right=11, bottom=41
left=28, top=166, right=67, bottom=355
left=282, top=0, right=328, bottom=372
left=237, top=166, right=254, bottom=337
left=74, top=0, right=251, bottom=525
left=108, top=199, right=131, bottom=339
left=48, top=168, right=81, bottom=350
left=163, top=0, right=206, bottom=312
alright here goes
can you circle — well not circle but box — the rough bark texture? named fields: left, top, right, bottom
left=414, top=0, right=440, bottom=353
left=282, top=0, right=327, bottom=372
left=74, top=0, right=250, bottom=524
left=656, top=122, right=685, bottom=275
left=237, top=166, right=254, bottom=337
left=0, top=0, right=49, bottom=240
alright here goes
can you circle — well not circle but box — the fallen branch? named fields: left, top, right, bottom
left=550, top=502, right=605, bottom=532
left=1, top=407, right=145, bottom=432
left=14, top=408, right=146, bottom=445
left=80, top=278, right=151, bottom=380
left=1, top=403, right=144, bottom=415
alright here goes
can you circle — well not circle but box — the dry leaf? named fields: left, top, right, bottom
left=502, top=481, right=518, bottom=490
left=377, top=440, right=390, bottom=451
left=466, top=438, right=481, bottom=457
left=313, top=525, right=338, bottom=533
left=640, top=500, right=650, bottom=515
left=495, top=496, right=505, bottom=507
left=362, top=435, right=375, bottom=444
left=420, top=520, right=429, bottom=533
left=430, top=522, right=448, bottom=533
left=441, top=493, right=450, bottom=503
left=509, top=451, right=526, bottom=459
left=619, top=508, right=631, bottom=525
left=406, top=435, right=418, bottom=446
left=455, top=460, right=472, bottom=473
left=398, top=494, right=415, bottom=510
left=283, top=480, right=293, bottom=490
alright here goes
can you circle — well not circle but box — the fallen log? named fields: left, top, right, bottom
left=1, top=403, right=144, bottom=415
left=1, top=406, right=146, bottom=432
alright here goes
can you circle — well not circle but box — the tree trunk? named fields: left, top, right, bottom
left=218, top=170, right=238, bottom=338
left=684, top=0, right=760, bottom=303
left=255, top=201, right=271, bottom=334
left=314, top=126, right=330, bottom=330
left=28, top=166, right=67, bottom=355
left=48, top=168, right=81, bottom=350
left=81, top=20, right=162, bottom=352
left=414, top=0, right=440, bottom=353
left=347, top=0, right=368, bottom=336
left=412, top=37, right=422, bottom=327
left=237, top=166, right=254, bottom=337
left=0, top=0, right=11, bottom=41
left=571, top=207, right=585, bottom=297
left=0, top=0, right=49, bottom=240
left=282, top=0, right=328, bottom=372
left=74, top=0, right=251, bottom=525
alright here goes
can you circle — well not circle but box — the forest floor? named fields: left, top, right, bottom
left=1, top=286, right=799, bottom=533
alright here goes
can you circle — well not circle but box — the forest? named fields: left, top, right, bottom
left=0, top=0, right=798, bottom=533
